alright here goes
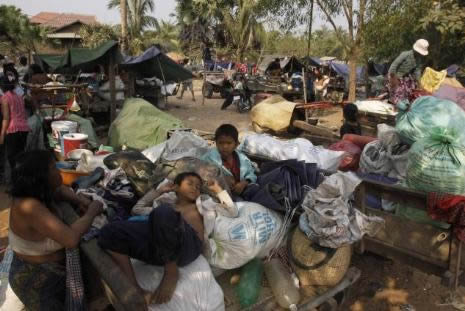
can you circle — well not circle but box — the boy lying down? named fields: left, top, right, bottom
left=98, top=172, right=238, bottom=308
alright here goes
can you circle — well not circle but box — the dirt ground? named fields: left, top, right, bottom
left=0, top=83, right=464, bottom=311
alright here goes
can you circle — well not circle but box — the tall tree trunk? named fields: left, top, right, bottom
left=121, top=0, right=128, bottom=53
left=348, top=52, right=357, bottom=102
left=306, top=0, right=314, bottom=57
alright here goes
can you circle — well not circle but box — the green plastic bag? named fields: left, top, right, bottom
left=396, top=96, right=465, bottom=146
left=407, top=129, right=465, bottom=194
left=236, top=258, right=264, bottom=308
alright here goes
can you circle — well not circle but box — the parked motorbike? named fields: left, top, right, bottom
left=202, top=73, right=232, bottom=98
left=232, top=91, right=252, bottom=113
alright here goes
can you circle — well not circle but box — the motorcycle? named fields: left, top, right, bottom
left=231, top=90, right=252, bottom=113
left=202, top=73, right=232, bottom=98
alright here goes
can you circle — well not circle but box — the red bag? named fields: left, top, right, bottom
left=342, top=134, right=377, bottom=149
left=328, top=141, right=362, bottom=171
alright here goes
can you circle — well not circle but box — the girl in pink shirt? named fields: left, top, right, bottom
left=0, top=71, right=30, bottom=170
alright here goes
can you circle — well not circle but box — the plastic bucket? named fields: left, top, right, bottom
left=52, top=121, right=78, bottom=153
left=63, top=133, right=88, bottom=157
left=51, top=121, right=78, bottom=140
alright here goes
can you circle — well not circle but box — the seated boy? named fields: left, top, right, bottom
left=98, top=172, right=236, bottom=307
left=201, top=124, right=257, bottom=197
left=340, top=103, right=362, bottom=138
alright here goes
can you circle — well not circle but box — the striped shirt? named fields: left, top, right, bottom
left=2, top=91, right=30, bottom=134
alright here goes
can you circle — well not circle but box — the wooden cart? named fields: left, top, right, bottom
left=358, top=110, right=396, bottom=137
left=354, top=179, right=463, bottom=289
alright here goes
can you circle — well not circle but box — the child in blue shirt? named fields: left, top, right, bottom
left=201, top=124, right=256, bottom=196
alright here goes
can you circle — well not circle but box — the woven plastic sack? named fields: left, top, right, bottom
left=407, top=129, right=465, bottom=195
left=207, top=201, right=283, bottom=269
left=288, top=228, right=351, bottom=287
left=250, top=95, right=296, bottom=133
left=420, top=67, right=447, bottom=93
left=396, top=96, right=465, bottom=146
left=133, top=256, right=225, bottom=311
left=143, top=131, right=209, bottom=163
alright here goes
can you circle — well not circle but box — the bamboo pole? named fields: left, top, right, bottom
left=109, top=54, right=116, bottom=122
left=157, top=57, right=168, bottom=108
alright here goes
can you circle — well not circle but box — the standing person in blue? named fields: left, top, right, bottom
left=388, top=39, right=429, bottom=104
left=201, top=124, right=256, bottom=197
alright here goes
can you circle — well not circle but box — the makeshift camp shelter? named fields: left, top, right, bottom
left=328, top=62, right=365, bottom=84
left=257, top=55, right=304, bottom=75
left=34, top=40, right=122, bottom=73
left=34, top=41, right=122, bottom=120
left=280, top=56, right=304, bottom=74
left=257, top=55, right=284, bottom=74
left=120, top=46, right=193, bottom=82
left=302, top=56, right=323, bottom=67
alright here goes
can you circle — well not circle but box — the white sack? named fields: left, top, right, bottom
left=300, top=171, right=384, bottom=248
left=143, top=131, right=209, bottom=163
left=240, top=133, right=344, bottom=171
left=207, top=201, right=283, bottom=270
left=133, top=256, right=224, bottom=311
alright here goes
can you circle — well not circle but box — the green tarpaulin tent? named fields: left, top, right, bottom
left=35, top=41, right=121, bottom=73
left=35, top=42, right=192, bottom=82
left=108, top=98, right=183, bottom=151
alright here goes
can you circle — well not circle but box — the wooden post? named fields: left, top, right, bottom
left=128, top=72, right=135, bottom=97
left=109, top=54, right=116, bottom=122
left=156, top=58, right=168, bottom=109
left=202, top=72, right=206, bottom=106
left=302, top=68, right=309, bottom=122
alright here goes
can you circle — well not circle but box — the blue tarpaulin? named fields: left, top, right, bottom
left=329, top=62, right=365, bottom=83
left=121, top=46, right=193, bottom=82
left=302, top=56, right=322, bottom=67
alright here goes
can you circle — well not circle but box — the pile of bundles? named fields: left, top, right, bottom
left=104, top=130, right=382, bottom=310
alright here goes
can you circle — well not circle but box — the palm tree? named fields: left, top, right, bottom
left=222, top=0, right=263, bottom=61
left=172, top=0, right=213, bottom=51
left=120, top=0, right=128, bottom=53
left=108, top=0, right=158, bottom=39
left=143, top=20, right=180, bottom=52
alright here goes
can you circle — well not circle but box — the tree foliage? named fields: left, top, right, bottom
left=143, top=20, right=181, bottom=52
left=364, top=0, right=465, bottom=67
left=173, top=0, right=270, bottom=59
left=108, top=0, right=158, bottom=39
left=79, top=24, right=119, bottom=49
left=0, top=5, right=47, bottom=54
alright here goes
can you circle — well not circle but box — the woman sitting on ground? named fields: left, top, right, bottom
left=8, top=150, right=103, bottom=311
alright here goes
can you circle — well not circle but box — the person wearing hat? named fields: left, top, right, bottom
left=388, top=39, right=429, bottom=104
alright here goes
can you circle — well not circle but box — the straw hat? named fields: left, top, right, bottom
left=413, top=39, right=429, bottom=56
